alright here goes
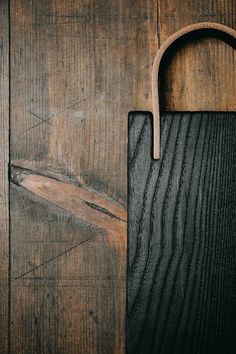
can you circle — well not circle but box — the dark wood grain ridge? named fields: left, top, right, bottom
left=128, top=112, right=236, bottom=354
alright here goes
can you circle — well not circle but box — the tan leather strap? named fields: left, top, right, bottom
left=152, top=22, right=236, bottom=159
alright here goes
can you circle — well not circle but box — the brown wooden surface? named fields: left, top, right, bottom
left=10, top=0, right=158, bottom=202
left=0, top=1, right=9, bottom=353
left=0, top=0, right=234, bottom=353
left=10, top=166, right=126, bottom=354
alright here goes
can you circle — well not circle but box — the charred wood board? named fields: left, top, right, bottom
left=127, top=112, right=236, bottom=354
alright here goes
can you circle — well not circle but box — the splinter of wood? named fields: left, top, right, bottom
left=152, top=22, right=236, bottom=159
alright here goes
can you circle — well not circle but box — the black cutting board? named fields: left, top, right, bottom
left=127, top=112, right=236, bottom=354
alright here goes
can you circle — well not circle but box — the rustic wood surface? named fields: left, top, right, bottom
left=10, top=166, right=126, bottom=354
left=0, top=0, right=234, bottom=353
left=127, top=112, right=236, bottom=354
left=10, top=0, right=158, bottom=203
left=0, top=1, right=9, bottom=353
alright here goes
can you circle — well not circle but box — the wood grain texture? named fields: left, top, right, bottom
left=9, top=0, right=146, bottom=352
left=127, top=112, right=236, bottom=354
left=11, top=165, right=127, bottom=236
left=8, top=0, right=236, bottom=353
left=10, top=166, right=126, bottom=354
left=10, top=0, right=158, bottom=202
left=0, top=1, right=9, bottom=353
left=10, top=0, right=236, bottom=205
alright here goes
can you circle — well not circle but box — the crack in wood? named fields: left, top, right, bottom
left=83, top=200, right=126, bottom=222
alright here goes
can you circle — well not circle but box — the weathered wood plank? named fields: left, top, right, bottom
left=9, top=0, right=139, bottom=352
left=10, top=169, right=126, bottom=353
left=0, top=1, right=9, bottom=353
left=127, top=112, right=236, bottom=354
left=10, top=0, right=158, bottom=202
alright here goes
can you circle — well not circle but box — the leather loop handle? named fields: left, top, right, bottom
left=152, top=22, right=236, bottom=159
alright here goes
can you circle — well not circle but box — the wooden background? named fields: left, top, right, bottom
left=0, top=0, right=235, bottom=353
